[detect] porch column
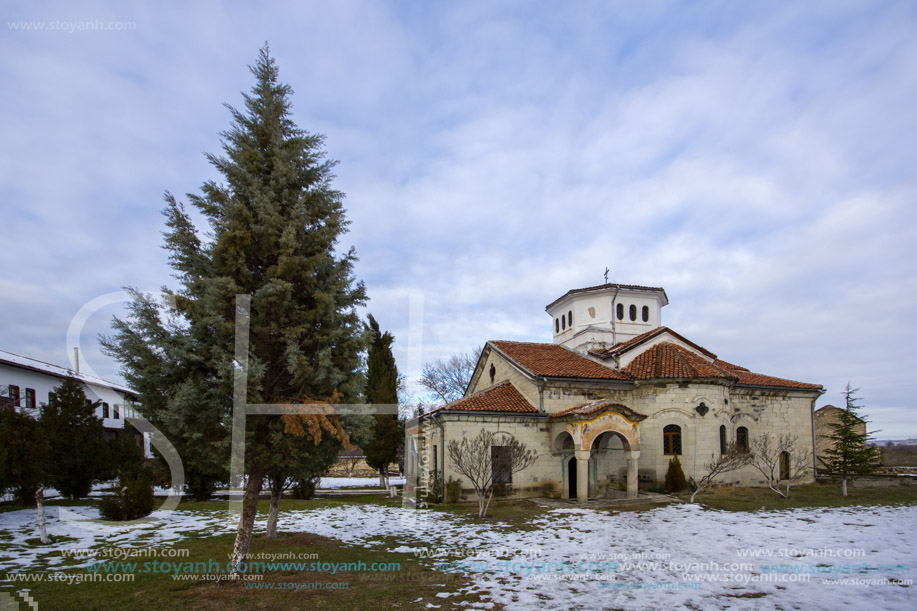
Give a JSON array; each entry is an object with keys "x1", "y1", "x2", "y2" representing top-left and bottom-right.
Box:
[
  {"x1": 626, "y1": 450, "x2": 640, "y2": 499},
  {"x1": 574, "y1": 449, "x2": 590, "y2": 503}
]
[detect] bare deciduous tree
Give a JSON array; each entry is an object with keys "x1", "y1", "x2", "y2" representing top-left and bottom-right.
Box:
[
  {"x1": 689, "y1": 443, "x2": 753, "y2": 503},
  {"x1": 750, "y1": 433, "x2": 813, "y2": 498},
  {"x1": 446, "y1": 429, "x2": 537, "y2": 518},
  {"x1": 420, "y1": 347, "x2": 482, "y2": 406}
]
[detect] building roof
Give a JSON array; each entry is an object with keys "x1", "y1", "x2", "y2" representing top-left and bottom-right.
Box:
[
  {"x1": 0, "y1": 349, "x2": 135, "y2": 396},
  {"x1": 489, "y1": 340, "x2": 631, "y2": 381},
  {"x1": 623, "y1": 342, "x2": 734, "y2": 382},
  {"x1": 621, "y1": 341, "x2": 822, "y2": 390},
  {"x1": 592, "y1": 326, "x2": 718, "y2": 360},
  {"x1": 549, "y1": 399, "x2": 647, "y2": 421},
  {"x1": 545, "y1": 282, "x2": 668, "y2": 311},
  {"x1": 815, "y1": 405, "x2": 865, "y2": 422},
  {"x1": 431, "y1": 381, "x2": 539, "y2": 414}
]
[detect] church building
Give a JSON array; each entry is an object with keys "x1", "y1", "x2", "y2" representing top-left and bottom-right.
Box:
[{"x1": 405, "y1": 283, "x2": 824, "y2": 502}]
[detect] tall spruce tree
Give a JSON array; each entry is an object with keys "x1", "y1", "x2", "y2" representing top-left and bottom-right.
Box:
[
  {"x1": 39, "y1": 377, "x2": 109, "y2": 499},
  {"x1": 103, "y1": 45, "x2": 366, "y2": 573},
  {"x1": 822, "y1": 383, "x2": 881, "y2": 496},
  {"x1": 363, "y1": 315, "x2": 403, "y2": 488},
  {"x1": 0, "y1": 404, "x2": 48, "y2": 504}
]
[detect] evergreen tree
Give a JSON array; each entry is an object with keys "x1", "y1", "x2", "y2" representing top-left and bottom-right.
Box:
[
  {"x1": 103, "y1": 45, "x2": 366, "y2": 573},
  {"x1": 665, "y1": 455, "x2": 687, "y2": 492},
  {"x1": 822, "y1": 383, "x2": 881, "y2": 496},
  {"x1": 103, "y1": 289, "x2": 228, "y2": 500},
  {"x1": 363, "y1": 315, "x2": 403, "y2": 488},
  {"x1": 39, "y1": 377, "x2": 109, "y2": 499},
  {"x1": 105, "y1": 422, "x2": 146, "y2": 480},
  {"x1": 0, "y1": 405, "x2": 48, "y2": 504}
]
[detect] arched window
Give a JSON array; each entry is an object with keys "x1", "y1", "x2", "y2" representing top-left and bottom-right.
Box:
[
  {"x1": 102, "y1": 402, "x2": 110, "y2": 419},
  {"x1": 561, "y1": 315, "x2": 566, "y2": 330},
  {"x1": 489, "y1": 363, "x2": 496, "y2": 384},
  {"x1": 663, "y1": 424, "x2": 682, "y2": 455},
  {"x1": 736, "y1": 426, "x2": 749, "y2": 452},
  {"x1": 779, "y1": 451, "x2": 790, "y2": 480},
  {"x1": 616, "y1": 303, "x2": 624, "y2": 320},
  {"x1": 629, "y1": 304, "x2": 637, "y2": 321},
  {"x1": 720, "y1": 425, "x2": 727, "y2": 454},
  {"x1": 642, "y1": 306, "x2": 649, "y2": 322},
  {"x1": 567, "y1": 311, "x2": 572, "y2": 327},
  {"x1": 555, "y1": 318, "x2": 559, "y2": 333}
]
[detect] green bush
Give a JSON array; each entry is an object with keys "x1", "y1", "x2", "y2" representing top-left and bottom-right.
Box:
[
  {"x1": 424, "y1": 470, "x2": 443, "y2": 503},
  {"x1": 185, "y1": 470, "x2": 219, "y2": 501},
  {"x1": 444, "y1": 477, "x2": 462, "y2": 503},
  {"x1": 665, "y1": 455, "x2": 687, "y2": 492},
  {"x1": 291, "y1": 477, "x2": 318, "y2": 500},
  {"x1": 99, "y1": 472, "x2": 154, "y2": 521}
]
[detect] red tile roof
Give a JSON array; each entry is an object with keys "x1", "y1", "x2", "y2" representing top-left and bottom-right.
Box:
[
  {"x1": 624, "y1": 342, "x2": 734, "y2": 381},
  {"x1": 728, "y1": 369, "x2": 822, "y2": 391},
  {"x1": 550, "y1": 399, "x2": 647, "y2": 421},
  {"x1": 432, "y1": 382, "x2": 539, "y2": 414},
  {"x1": 490, "y1": 340, "x2": 631, "y2": 381},
  {"x1": 622, "y1": 341, "x2": 822, "y2": 390}
]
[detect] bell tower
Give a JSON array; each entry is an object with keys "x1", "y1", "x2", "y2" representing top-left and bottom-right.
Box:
[{"x1": 545, "y1": 283, "x2": 668, "y2": 354}]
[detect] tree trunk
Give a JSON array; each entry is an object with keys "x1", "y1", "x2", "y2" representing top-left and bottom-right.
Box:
[
  {"x1": 266, "y1": 488, "x2": 281, "y2": 539},
  {"x1": 379, "y1": 472, "x2": 385, "y2": 489},
  {"x1": 841, "y1": 478, "x2": 848, "y2": 497},
  {"x1": 228, "y1": 463, "x2": 264, "y2": 579},
  {"x1": 36, "y1": 487, "x2": 50, "y2": 544}
]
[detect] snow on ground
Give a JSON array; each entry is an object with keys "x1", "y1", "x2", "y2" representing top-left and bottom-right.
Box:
[
  {"x1": 317, "y1": 477, "x2": 405, "y2": 489},
  {"x1": 1, "y1": 500, "x2": 914, "y2": 610}
]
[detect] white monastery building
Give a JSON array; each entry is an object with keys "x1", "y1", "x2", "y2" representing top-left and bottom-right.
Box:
[
  {"x1": 406, "y1": 283, "x2": 824, "y2": 502},
  {"x1": 0, "y1": 348, "x2": 147, "y2": 453}
]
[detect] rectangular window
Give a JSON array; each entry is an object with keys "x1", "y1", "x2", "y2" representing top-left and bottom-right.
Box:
[
  {"x1": 25, "y1": 388, "x2": 36, "y2": 409},
  {"x1": 432, "y1": 445, "x2": 437, "y2": 471},
  {"x1": 8, "y1": 385, "x2": 20, "y2": 406},
  {"x1": 491, "y1": 446, "x2": 512, "y2": 484},
  {"x1": 113, "y1": 403, "x2": 120, "y2": 419},
  {"x1": 102, "y1": 402, "x2": 110, "y2": 419}
]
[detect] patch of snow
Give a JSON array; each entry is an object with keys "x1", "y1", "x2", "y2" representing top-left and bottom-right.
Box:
[
  {"x1": 316, "y1": 477, "x2": 405, "y2": 489},
  {"x1": 1, "y1": 500, "x2": 914, "y2": 610}
]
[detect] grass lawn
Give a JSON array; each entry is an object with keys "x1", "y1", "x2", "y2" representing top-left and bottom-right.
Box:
[
  {"x1": 680, "y1": 481, "x2": 917, "y2": 511},
  {"x1": 426, "y1": 497, "x2": 554, "y2": 530},
  {"x1": 13, "y1": 530, "x2": 484, "y2": 610}
]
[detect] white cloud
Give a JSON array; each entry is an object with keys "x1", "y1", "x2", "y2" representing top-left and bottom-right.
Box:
[{"x1": 1, "y1": 0, "x2": 915, "y2": 433}]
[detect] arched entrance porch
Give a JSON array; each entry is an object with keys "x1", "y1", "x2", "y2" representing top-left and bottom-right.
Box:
[{"x1": 550, "y1": 401, "x2": 646, "y2": 502}]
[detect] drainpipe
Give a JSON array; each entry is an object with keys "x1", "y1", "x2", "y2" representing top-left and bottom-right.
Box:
[
  {"x1": 610, "y1": 286, "x2": 620, "y2": 347},
  {"x1": 537, "y1": 377, "x2": 547, "y2": 412},
  {"x1": 810, "y1": 397, "x2": 819, "y2": 476},
  {"x1": 430, "y1": 412, "x2": 446, "y2": 490}
]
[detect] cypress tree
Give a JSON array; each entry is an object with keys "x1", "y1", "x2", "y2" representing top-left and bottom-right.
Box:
[
  {"x1": 822, "y1": 383, "x2": 881, "y2": 496},
  {"x1": 39, "y1": 377, "x2": 109, "y2": 499},
  {"x1": 104, "y1": 44, "x2": 366, "y2": 573},
  {"x1": 665, "y1": 454, "x2": 687, "y2": 492},
  {"x1": 363, "y1": 315, "x2": 403, "y2": 488}
]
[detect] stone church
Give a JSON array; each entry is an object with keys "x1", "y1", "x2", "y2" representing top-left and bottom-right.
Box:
[{"x1": 405, "y1": 283, "x2": 823, "y2": 502}]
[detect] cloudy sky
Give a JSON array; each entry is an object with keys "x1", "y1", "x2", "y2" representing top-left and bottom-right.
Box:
[{"x1": 2, "y1": 1, "x2": 915, "y2": 436}]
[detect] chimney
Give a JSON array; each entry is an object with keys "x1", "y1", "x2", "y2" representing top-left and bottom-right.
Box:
[{"x1": 74, "y1": 347, "x2": 80, "y2": 375}]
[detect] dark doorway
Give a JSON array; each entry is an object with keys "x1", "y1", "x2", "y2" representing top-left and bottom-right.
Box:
[
  {"x1": 779, "y1": 451, "x2": 790, "y2": 480},
  {"x1": 568, "y1": 457, "x2": 577, "y2": 498}
]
